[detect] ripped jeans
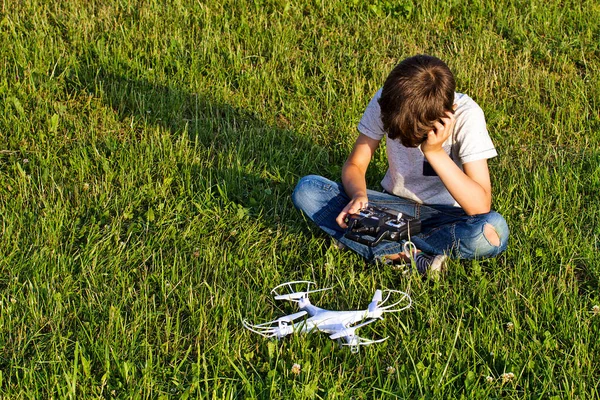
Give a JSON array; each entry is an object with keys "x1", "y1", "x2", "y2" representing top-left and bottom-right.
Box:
[{"x1": 292, "y1": 175, "x2": 509, "y2": 263}]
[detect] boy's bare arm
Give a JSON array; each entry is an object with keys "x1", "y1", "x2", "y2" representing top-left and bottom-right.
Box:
[
  {"x1": 425, "y1": 153, "x2": 492, "y2": 215},
  {"x1": 422, "y1": 111, "x2": 492, "y2": 215},
  {"x1": 336, "y1": 134, "x2": 380, "y2": 228}
]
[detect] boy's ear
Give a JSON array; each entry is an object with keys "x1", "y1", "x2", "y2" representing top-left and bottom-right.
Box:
[{"x1": 453, "y1": 103, "x2": 458, "y2": 111}]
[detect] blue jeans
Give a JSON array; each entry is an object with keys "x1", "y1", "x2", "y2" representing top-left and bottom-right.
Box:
[{"x1": 292, "y1": 175, "x2": 509, "y2": 262}]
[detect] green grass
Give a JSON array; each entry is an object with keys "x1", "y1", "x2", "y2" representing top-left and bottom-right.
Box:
[{"x1": 1, "y1": 0, "x2": 599, "y2": 398}]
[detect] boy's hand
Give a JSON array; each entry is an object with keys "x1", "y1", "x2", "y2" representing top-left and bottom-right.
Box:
[
  {"x1": 336, "y1": 196, "x2": 369, "y2": 229},
  {"x1": 421, "y1": 106, "x2": 457, "y2": 155}
]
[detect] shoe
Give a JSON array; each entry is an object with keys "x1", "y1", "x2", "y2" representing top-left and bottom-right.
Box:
[
  {"x1": 331, "y1": 239, "x2": 348, "y2": 250},
  {"x1": 413, "y1": 253, "x2": 447, "y2": 275},
  {"x1": 375, "y1": 256, "x2": 397, "y2": 267}
]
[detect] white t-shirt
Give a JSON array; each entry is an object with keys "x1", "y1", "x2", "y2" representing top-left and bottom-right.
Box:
[{"x1": 358, "y1": 89, "x2": 497, "y2": 206}]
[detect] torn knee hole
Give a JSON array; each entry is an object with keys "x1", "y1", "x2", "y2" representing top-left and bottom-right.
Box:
[{"x1": 484, "y1": 223, "x2": 501, "y2": 247}]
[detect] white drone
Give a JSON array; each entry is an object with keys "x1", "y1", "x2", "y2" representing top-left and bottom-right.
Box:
[{"x1": 243, "y1": 281, "x2": 412, "y2": 353}]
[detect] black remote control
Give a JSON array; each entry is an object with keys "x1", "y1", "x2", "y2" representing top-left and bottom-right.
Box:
[{"x1": 344, "y1": 205, "x2": 421, "y2": 247}]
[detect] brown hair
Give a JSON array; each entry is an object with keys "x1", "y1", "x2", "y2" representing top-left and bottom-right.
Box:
[{"x1": 378, "y1": 55, "x2": 455, "y2": 147}]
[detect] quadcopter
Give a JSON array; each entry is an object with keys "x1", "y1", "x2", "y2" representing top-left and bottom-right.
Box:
[{"x1": 243, "y1": 281, "x2": 411, "y2": 353}]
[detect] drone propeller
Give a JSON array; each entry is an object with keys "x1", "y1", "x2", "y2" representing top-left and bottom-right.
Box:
[
  {"x1": 242, "y1": 310, "x2": 307, "y2": 338},
  {"x1": 376, "y1": 290, "x2": 412, "y2": 313},
  {"x1": 372, "y1": 289, "x2": 383, "y2": 303},
  {"x1": 271, "y1": 281, "x2": 332, "y2": 302},
  {"x1": 273, "y1": 292, "x2": 309, "y2": 301},
  {"x1": 368, "y1": 289, "x2": 383, "y2": 313}
]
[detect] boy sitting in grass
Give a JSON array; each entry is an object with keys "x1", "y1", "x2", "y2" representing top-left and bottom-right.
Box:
[{"x1": 292, "y1": 54, "x2": 509, "y2": 274}]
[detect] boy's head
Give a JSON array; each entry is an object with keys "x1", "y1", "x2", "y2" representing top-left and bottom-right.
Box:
[{"x1": 378, "y1": 55, "x2": 455, "y2": 147}]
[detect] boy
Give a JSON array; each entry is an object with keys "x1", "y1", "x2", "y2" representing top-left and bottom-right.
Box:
[{"x1": 292, "y1": 55, "x2": 509, "y2": 274}]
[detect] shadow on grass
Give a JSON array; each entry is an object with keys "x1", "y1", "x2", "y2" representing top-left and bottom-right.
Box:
[
  {"x1": 68, "y1": 59, "x2": 343, "y2": 222},
  {"x1": 58, "y1": 55, "x2": 353, "y2": 282}
]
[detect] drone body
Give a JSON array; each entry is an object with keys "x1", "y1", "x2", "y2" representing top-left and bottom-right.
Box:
[{"x1": 243, "y1": 281, "x2": 411, "y2": 353}]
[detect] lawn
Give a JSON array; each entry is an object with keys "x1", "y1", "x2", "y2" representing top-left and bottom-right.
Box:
[{"x1": 1, "y1": 0, "x2": 599, "y2": 398}]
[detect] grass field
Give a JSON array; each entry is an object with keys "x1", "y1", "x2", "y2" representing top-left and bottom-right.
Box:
[{"x1": 1, "y1": 0, "x2": 599, "y2": 398}]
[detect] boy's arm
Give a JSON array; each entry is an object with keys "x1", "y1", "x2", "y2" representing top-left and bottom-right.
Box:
[
  {"x1": 425, "y1": 153, "x2": 492, "y2": 215},
  {"x1": 422, "y1": 111, "x2": 492, "y2": 215},
  {"x1": 336, "y1": 134, "x2": 381, "y2": 228}
]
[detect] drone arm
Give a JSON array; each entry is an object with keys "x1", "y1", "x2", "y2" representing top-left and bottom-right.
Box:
[
  {"x1": 278, "y1": 311, "x2": 308, "y2": 322},
  {"x1": 329, "y1": 318, "x2": 378, "y2": 340}
]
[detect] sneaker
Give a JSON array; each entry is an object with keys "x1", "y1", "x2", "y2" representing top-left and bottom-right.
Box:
[
  {"x1": 331, "y1": 239, "x2": 348, "y2": 251},
  {"x1": 374, "y1": 256, "x2": 397, "y2": 267},
  {"x1": 414, "y1": 253, "x2": 447, "y2": 275}
]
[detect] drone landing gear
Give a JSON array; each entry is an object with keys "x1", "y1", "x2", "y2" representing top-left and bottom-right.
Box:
[{"x1": 334, "y1": 337, "x2": 359, "y2": 354}]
